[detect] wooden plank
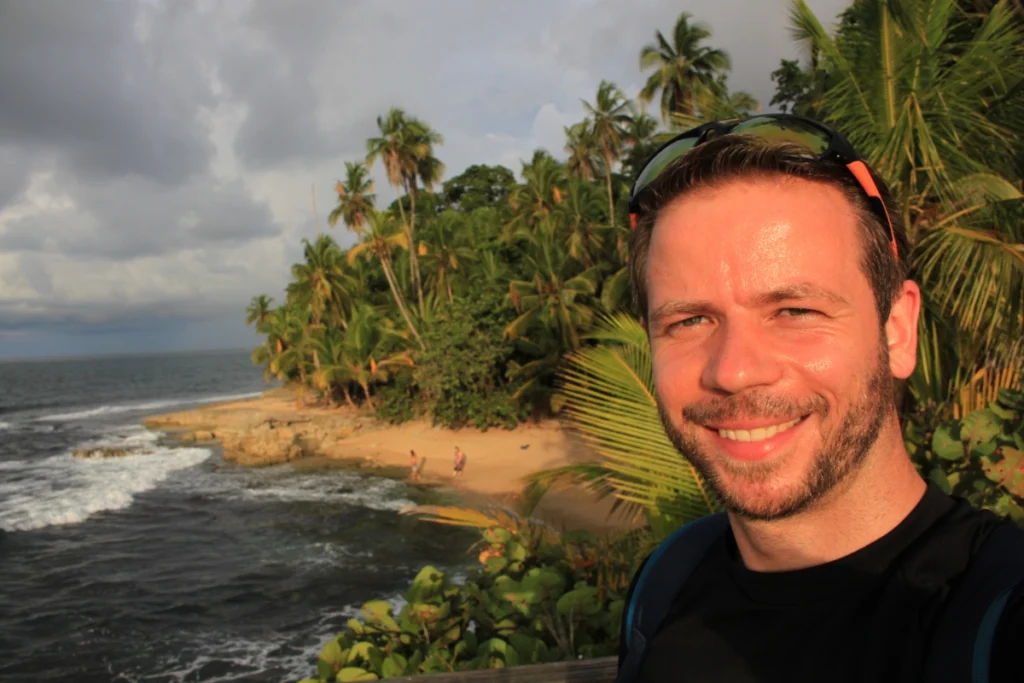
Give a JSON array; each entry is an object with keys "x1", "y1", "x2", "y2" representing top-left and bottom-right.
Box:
[{"x1": 388, "y1": 657, "x2": 618, "y2": 683}]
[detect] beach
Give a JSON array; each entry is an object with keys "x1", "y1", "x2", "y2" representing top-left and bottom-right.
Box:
[{"x1": 143, "y1": 386, "x2": 631, "y2": 534}]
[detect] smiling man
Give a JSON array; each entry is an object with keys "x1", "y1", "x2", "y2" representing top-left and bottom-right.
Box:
[{"x1": 615, "y1": 116, "x2": 1024, "y2": 683}]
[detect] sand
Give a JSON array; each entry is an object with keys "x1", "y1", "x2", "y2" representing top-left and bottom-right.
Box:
[{"x1": 143, "y1": 387, "x2": 632, "y2": 534}]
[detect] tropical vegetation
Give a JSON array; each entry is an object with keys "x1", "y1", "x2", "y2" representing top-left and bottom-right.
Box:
[{"x1": 240, "y1": 2, "x2": 1024, "y2": 678}]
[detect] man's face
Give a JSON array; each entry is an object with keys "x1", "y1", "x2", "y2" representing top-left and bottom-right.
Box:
[{"x1": 645, "y1": 176, "x2": 901, "y2": 521}]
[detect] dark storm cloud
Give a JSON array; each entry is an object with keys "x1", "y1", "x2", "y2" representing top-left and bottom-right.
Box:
[
  {"x1": 0, "y1": 1, "x2": 215, "y2": 185},
  {"x1": 0, "y1": 173, "x2": 279, "y2": 261},
  {"x1": 219, "y1": 0, "x2": 361, "y2": 168}
]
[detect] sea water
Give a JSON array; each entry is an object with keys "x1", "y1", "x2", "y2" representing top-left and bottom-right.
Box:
[{"x1": 0, "y1": 349, "x2": 474, "y2": 682}]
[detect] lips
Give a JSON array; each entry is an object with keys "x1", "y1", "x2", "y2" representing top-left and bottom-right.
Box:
[
  {"x1": 715, "y1": 416, "x2": 804, "y2": 443},
  {"x1": 703, "y1": 415, "x2": 810, "y2": 462}
]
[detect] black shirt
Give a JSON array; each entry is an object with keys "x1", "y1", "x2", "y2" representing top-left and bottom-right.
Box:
[{"x1": 621, "y1": 485, "x2": 1024, "y2": 682}]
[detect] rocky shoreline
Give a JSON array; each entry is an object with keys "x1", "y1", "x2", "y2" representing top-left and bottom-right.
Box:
[{"x1": 140, "y1": 388, "x2": 631, "y2": 533}]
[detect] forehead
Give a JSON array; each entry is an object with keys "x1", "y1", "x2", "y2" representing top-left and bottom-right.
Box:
[{"x1": 646, "y1": 176, "x2": 868, "y2": 304}]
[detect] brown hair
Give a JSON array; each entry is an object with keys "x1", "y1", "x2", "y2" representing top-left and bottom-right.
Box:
[{"x1": 628, "y1": 134, "x2": 912, "y2": 326}]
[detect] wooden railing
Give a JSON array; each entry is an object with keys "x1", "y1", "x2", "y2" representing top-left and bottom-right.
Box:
[{"x1": 389, "y1": 657, "x2": 618, "y2": 683}]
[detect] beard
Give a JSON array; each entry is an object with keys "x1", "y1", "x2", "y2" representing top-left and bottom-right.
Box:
[{"x1": 657, "y1": 340, "x2": 894, "y2": 522}]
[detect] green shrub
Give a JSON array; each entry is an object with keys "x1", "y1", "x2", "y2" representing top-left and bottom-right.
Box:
[
  {"x1": 905, "y1": 381, "x2": 1024, "y2": 522},
  {"x1": 300, "y1": 524, "x2": 633, "y2": 682},
  {"x1": 375, "y1": 286, "x2": 528, "y2": 431}
]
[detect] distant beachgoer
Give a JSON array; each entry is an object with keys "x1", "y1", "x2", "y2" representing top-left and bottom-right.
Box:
[
  {"x1": 409, "y1": 450, "x2": 422, "y2": 482},
  {"x1": 452, "y1": 447, "x2": 466, "y2": 478}
]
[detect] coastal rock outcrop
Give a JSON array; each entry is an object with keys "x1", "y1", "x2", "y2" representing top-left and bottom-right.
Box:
[{"x1": 218, "y1": 425, "x2": 307, "y2": 467}]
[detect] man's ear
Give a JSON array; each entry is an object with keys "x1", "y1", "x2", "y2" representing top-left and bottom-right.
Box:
[{"x1": 885, "y1": 280, "x2": 921, "y2": 380}]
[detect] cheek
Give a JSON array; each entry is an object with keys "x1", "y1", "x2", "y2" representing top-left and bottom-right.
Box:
[
  {"x1": 789, "y1": 333, "x2": 874, "y2": 399},
  {"x1": 651, "y1": 344, "x2": 701, "y2": 405}
]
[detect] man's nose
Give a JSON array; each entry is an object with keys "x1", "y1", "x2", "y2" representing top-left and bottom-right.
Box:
[{"x1": 701, "y1": 319, "x2": 782, "y2": 394}]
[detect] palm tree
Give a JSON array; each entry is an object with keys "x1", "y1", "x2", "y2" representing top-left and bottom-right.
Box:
[
  {"x1": 347, "y1": 209, "x2": 426, "y2": 350},
  {"x1": 583, "y1": 81, "x2": 634, "y2": 232},
  {"x1": 405, "y1": 119, "x2": 445, "y2": 317},
  {"x1": 639, "y1": 12, "x2": 731, "y2": 120},
  {"x1": 621, "y1": 112, "x2": 662, "y2": 181},
  {"x1": 419, "y1": 211, "x2": 478, "y2": 302},
  {"x1": 328, "y1": 161, "x2": 375, "y2": 234},
  {"x1": 260, "y1": 305, "x2": 314, "y2": 408},
  {"x1": 287, "y1": 234, "x2": 353, "y2": 328},
  {"x1": 789, "y1": 0, "x2": 1024, "y2": 413},
  {"x1": 308, "y1": 325, "x2": 357, "y2": 408},
  {"x1": 564, "y1": 121, "x2": 601, "y2": 182},
  {"x1": 669, "y1": 75, "x2": 761, "y2": 130},
  {"x1": 245, "y1": 294, "x2": 274, "y2": 332},
  {"x1": 505, "y1": 229, "x2": 601, "y2": 352},
  {"x1": 504, "y1": 150, "x2": 566, "y2": 242},
  {"x1": 339, "y1": 303, "x2": 415, "y2": 410},
  {"x1": 366, "y1": 109, "x2": 444, "y2": 318},
  {"x1": 553, "y1": 179, "x2": 608, "y2": 268}
]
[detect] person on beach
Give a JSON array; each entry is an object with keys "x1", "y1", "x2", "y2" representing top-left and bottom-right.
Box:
[
  {"x1": 615, "y1": 115, "x2": 1024, "y2": 683},
  {"x1": 452, "y1": 447, "x2": 466, "y2": 479},
  {"x1": 408, "y1": 450, "x2": 422, "y2": 482}
]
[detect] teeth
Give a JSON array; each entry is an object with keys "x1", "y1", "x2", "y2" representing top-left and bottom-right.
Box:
[{"x1": 718, "y1": 417, "x2": 802, "y2": 442}]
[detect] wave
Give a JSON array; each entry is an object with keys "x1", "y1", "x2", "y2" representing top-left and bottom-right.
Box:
[
  {"x1": 236, "y1": 471, "x2": 415, "y2": 512},
  {"x1": 0, "y1": 421, "x2": 10, "y2": 430},
  {"x1": 0, "y1": 434, "x2": 212, "y2": 532},
  {"x1": 33, "y1": 391, "x2": 263, "y2": 422}
]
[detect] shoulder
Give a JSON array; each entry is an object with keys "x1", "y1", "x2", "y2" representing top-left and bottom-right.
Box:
[{"x1": 991, "y1": 571, "x2": 1024, "y2": 682}]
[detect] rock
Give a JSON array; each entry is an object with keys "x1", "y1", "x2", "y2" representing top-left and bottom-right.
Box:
[{"x1": 191, "y1": 430, "x2": 215, "y2": 442}]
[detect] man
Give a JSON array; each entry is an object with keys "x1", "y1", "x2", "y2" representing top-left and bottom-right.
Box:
[{"x1": 617, "y1": 115, "x2": 1023, "y2": 682}]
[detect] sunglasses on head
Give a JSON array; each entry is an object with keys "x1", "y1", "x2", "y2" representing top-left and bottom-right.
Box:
[{"x1": 627, "y1": 114, "x2": 898, "y2": 259}]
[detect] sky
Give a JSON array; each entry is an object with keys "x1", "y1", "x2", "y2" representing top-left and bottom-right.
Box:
[{"x1": 0, "y1": 0, "x2": 851, "y2": 360}]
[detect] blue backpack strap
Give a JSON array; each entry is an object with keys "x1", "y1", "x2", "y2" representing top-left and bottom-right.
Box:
[
  {"x1": 926, "y1": 523, "x2": 1024, "y2": 683},
  {"x1": 615, "y1": 512, "x2": 729, "y2": 683}
]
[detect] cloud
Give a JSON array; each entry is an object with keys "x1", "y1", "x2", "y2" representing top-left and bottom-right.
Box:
[
  {"x1": 0, "y1": 0, "x2": 216, "y2": 184},
  {"x1": 0, "y1": 0, "x2": 851, "y2": 357}
]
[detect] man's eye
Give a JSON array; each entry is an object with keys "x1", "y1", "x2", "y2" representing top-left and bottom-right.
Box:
[
  {"x1": 779, "y1": 308, "x2": 817, "y2": 317},
  {"x1": 669, "y1": 316, "x2": 706, "y2": 330}
]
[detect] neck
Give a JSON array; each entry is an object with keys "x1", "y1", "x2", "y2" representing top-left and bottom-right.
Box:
[{"x1": 728, "y1": 415, "x2": 927, "y2": 572}]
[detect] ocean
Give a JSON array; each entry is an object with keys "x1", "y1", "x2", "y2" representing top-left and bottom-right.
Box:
[{"x1": 0, "y1": 349, "x2": 475, "y2": 683}]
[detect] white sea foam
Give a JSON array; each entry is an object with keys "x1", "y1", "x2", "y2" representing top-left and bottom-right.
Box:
[
  {"x1": 142, "y1": 604, "x2": 371, "y2": 683},
  {"x1": 0, "y1": 420, "x2": 11, "y2": 430},
  {"x1": 33, "y1": 391, "x2": 263, "y2": 422},
  {"x1": 238, "y1": 470, "x2": 415, "y2": 512},
  {"x1": 0, "y1": 437, "x2": 212, "y2": 532}
]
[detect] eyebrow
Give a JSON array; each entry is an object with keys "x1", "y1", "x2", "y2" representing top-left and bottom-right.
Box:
[{"x1": 648, "y1": 282, "x2": 851, "y2": 327}]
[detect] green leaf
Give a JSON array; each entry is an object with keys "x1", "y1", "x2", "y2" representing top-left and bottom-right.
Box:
[
  {"x1": 981, "y1": 447, "x2": 1024, "y2": 497},
  {"x1": 347, "y1": 642, "x2": 379, "y2": 665},
  {"x1": 989, "y1": 401, "x2": 1015, "y2": 421},
  {"x1": 381, "y1": 653, "x2": 408, "y2": 678},
  {"x1": 508, "y1": 633, "x2": 548, "y2": 663},
  {"x1": 961, "y1": 411, "x2": 1002, "y2": 452},
  {"x1": 337, "y1": 667, "x2": 378, "y2": 681},
  {"x1": 932, "y1": 425, "x2": 965, "y2": 461},
  {"x1": 928, "y1": 466, "x2": 952, "y2": 494},
  {"x1": 360, "y1": 600, "x2": 400, "y2": 631},
  {"x1": 556, "y1": 585, "x2": 602, "y2": 617}
]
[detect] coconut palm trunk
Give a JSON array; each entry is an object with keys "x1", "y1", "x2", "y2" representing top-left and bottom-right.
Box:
[
  {"x1": 380, "y1": 253, "x2": 426, "y2": 351},
  {"x1": 407, "y1": 180, "x2": 425, "y2": 316},
  {"x1": 603, "y1": 144, "x2": 616, "y2": 231}
]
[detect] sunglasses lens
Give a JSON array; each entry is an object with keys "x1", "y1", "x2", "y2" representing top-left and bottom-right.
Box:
[
  {"x1": 632, "y1": 136, "x2": 700, "y2": 198},
  {"x1": 731, "y1": 117, "x2": 830, "y2": 154},
  {"x1": 630, "y1": 116, "x2": 835, "y2": 204}
]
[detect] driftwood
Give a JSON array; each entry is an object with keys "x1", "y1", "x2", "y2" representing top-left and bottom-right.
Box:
[{"x1": 388, "y1": 657, "x2": 617, "y2": 683}]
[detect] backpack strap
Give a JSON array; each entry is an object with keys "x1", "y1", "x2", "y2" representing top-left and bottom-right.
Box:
[
  {"x1": 615, "y1": 512, "x2": 729, "y2": 683},
  {"x1": 926, "y1": 523, "x2": 1024, "y2": 683}
]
